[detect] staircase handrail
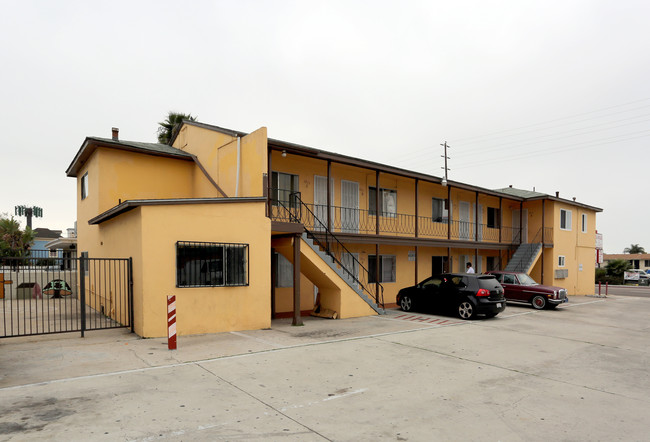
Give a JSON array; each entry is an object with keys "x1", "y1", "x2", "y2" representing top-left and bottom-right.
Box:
[{"x1": 274, "y1": 191, "x2": 384, "y2": 309}]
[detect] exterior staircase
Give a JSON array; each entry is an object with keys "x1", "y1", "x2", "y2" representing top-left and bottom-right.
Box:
[
  {"x1": 273, "y1": 234, "x2": 384, "y2": 317},
  {"x1": 505, "y1": 243, "x2": 543, "y2": 273},
  {"x1": 272, "y1": 191, "x2": 385, "y2": 316}
]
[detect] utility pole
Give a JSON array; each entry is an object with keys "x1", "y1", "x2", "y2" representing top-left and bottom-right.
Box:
[
  {"x1": 440, "y1": 141, "x2": 450, "y2": 186},
  {"x1": 15, "y1": 205, "x2": 43, "y2": 229}
]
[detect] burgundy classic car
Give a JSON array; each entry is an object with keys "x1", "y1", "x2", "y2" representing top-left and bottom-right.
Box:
[{"x1": 486, "y1": 271, "x2": 568, "y2": 310}]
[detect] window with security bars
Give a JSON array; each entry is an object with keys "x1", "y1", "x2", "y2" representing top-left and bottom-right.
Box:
[
  {"x1": 176, "y1": 241, "x2": 248, "y2": 287},
  {"x1": 368, "y1": 255, "x2": 396, "y2": 283}
]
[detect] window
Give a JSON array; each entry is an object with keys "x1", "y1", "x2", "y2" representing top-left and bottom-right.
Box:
[
  {"x1": 581, "y1": 213, "x2": 587, "y2": 233},
  {"x1": 275, "y1": 253, "x2": 293, "y2": 288},
  {"x1": 558, "y1": 255, "x2": 565, "y2": 267},
  {"x1": 369, "y1": 187, "x2": 397, "y2": 217},
  {"x1": 81, "y1": 173, "x2": 89, "y2": 200},
  {"x1": 486, "y1": 256, "x2": 496, "y2": 272},
  {"x1": 176, "y1": 241, "x2": 248, "y2": 287},
  {"x1": 487, "y1": 207, "x2": 500, "y2": 228},
  {"x1": 560, "y1": 209, "x2": 572, "y2": 231},
  {"x1": 432, "y1": 197, "x2": 449, "y2": 223},
  {"x1": 645, "y1": 260, "x2": 650, "y2": 267},
  {"x1": 271, "y1": 172, "x2": 299, "y2": 208},
  {"x1": 368, "y1": 255, "x2": 396, "y2": 283}
]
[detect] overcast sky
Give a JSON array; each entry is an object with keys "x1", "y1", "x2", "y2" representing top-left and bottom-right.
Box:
[{"x1": 1, "y1": 0, "x2": 648, "y2": 254}]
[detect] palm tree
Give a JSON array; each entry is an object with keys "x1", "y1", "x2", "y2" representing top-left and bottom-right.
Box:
[
  {"x1": 0, "y1": 216, "x2": 35, "y2": 258},
  {"x1": 623, "y1": 244, "x2": 645, "y2": 254},
  {"x1": 157, "y1": 112, "x2": 196, "y2": 144}
]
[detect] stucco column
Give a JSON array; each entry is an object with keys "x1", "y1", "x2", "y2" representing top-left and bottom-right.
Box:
[{"x1": 292, "y1": 234, "x2": 303, "y2": 326}]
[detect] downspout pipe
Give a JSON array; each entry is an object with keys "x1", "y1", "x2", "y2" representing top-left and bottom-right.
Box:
[{"x1": 235, "y1": 136, "x2": 241, "y2": 197}]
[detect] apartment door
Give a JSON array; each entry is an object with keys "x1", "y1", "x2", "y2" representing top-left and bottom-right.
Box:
[
  {"x1": 459, "y1": 254, "x2": 469, "y2": 272},
  {"x1": 459, "y1": 201, "x2": 471, "y2": 240},
  {"x1": 314, "y1": 176, "x2": 334, "y2": 231},
  {"x1": 432, "y1": 256, "x2": 449, "y2": 275},
  {"x1": 341, "y1": 180, "x2": 359, "y2": 233},
  {"x1": 512, "y1": 209, "x2": 528, "y2": 243}
]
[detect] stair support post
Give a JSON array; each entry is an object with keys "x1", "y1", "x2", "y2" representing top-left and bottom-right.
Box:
[{"x1": 292, "y1": 233, "x2": 303, "y2": 326}]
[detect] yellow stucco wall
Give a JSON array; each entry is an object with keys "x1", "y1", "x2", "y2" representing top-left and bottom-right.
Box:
[
  {"x1": 174, "y1": 124, "x2": 268, "y2": 199},
  {"x1": 135, "y1": 202, "x2": 271, "y2": 337},
  {"x1": 97, "y1": 148, "x2": 195, "y2": 212},
  {"x1": 546, "y1": 201, "x2": 597, "y2": 294}
]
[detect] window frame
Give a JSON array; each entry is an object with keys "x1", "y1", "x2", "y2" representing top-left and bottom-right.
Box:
[
  {"x1": 368, "y1": 254, "x2": 396, "y2": 283},
  {"x1": 81, "y1": 172, "x2": 89, "y2": 200},
  {"x1": 176, "y1": 241, "x2": 249, "y2": 288},
  {"x1": 369, "y1": 187, "x2": 397, "y2": 218},
  {"x1": 487, "y1": 207, "x2": 500, "y2": 229},
  {"x1": 271, "y1": 171, "x2": 299, "y2": 208},
  {"x1": 558, "y1": 255, "x2": 566, "y2": 267},
  {"x1": 275, "y1": 252, "x2": 293, "y2": 288},
  {"x1": 432, "y1": 197, "x2": 449, "y2": 224},
  {"x1": 560, "y1": 209, "x2": 572, "y2": 231}
]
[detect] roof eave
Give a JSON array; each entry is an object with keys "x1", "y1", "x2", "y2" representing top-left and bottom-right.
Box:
[{"x1": 67, "y1": 138, "x2": 194, "y2": 178}]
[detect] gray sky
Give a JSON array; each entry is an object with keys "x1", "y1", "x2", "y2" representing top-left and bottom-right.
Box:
[{"x1": 1, "y1": 0, "x2": 647, "y2": 253}]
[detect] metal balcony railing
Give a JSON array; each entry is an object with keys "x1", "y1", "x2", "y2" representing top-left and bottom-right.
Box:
[
  {"x1": 270, "y1": 191, "x2": 384, "y2": 309},
  {"x1": 269, "y1": 188, "x2": 553, "y2": 246}
]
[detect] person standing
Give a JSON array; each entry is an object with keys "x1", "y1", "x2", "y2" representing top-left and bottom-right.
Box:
[{"x1": 466, "y1": 262, "x2": 475, "y2": 273}]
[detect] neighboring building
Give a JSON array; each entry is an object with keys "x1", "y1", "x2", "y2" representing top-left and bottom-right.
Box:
[
  {"x1": 66, "y1": 122, "x2": 602, "y2": 338},
  {"x1": 31, "y1": 228, "x2": 62, "y2": 259},
  {"x1": 44, "y1": 224, "x2": 77, "y2": 270},
  {"x1": 602, "y1": 253, "x2": 650, "y2": 272}
]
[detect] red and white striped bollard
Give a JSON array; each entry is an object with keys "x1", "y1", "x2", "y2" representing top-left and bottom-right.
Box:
[{"x1": 167, "y1": 295, "x2": 177, "y2": 350}]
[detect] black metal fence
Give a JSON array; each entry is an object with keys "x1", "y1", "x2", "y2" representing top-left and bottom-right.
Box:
[{"x1": 0, "y1": 256, "x2": 132, "y2": 338}]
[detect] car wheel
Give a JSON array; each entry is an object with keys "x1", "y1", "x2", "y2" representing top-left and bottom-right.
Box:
[
  {"x1": 531, "y1": 295, "x2": 546, "y2": 310},
  {"x1": 400, "y1": 295, "x2": 413, "y2": 312},
  {"x1": 458, "y1": 301, "x2": 475, "y2": 320}
]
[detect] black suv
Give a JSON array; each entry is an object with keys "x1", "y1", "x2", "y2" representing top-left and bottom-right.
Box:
[{"x1": 396, "y1": 273, "x2": 506, "y2": 319}]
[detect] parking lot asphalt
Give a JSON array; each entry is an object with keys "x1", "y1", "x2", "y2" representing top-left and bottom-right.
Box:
[{"x1": 1, "y1": 295, "x2": 649, "y2": 441}]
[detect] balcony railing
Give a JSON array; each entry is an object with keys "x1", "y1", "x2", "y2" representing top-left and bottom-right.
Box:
[
  {"x1": 270, "y1": 191, "x2": 384, "y2": 309},
  {"x1": 269, "y1": 189, "x2": 553, "y2": 245}
]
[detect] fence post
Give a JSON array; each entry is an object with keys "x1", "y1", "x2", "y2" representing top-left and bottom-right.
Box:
[
  {"x1": 128, "y1": 257, "x2": 134, "y2": 333},
  {"x1": 79, "y1": 257, "x2": 86, "y2": 338}
]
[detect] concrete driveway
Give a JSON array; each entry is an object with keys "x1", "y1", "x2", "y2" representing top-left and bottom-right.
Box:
[{"x1": 1, "y1": 295, "x2": 649, "y2": 441}]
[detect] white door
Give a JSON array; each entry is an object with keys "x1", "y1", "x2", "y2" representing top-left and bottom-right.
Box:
[
  {"x1": 341, "y1": 252, "x2": 360, "y2": 284},
  {"x1": 459, "y1": 201, "x2": 471, "y2": 240},
  {"x1": 512, "y1": 209, "x2": 528, "y2": 242},
  {"x1": 476, "y1": 203, "x2": 483, "y2": 241},
  {"x1": 314, "y1": 176, "x2": 334, "y2": 231},
  {"x1": 341, "y1": 180, "x2": 359, "y2": 233},
  {"x1": 459, "y1": 254, "x2": 468, "y2": 273}
]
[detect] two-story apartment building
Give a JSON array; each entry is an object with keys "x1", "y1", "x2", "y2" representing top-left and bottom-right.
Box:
[{"x1": 66, "y1": 121, "x2": 602, "y2": 338}]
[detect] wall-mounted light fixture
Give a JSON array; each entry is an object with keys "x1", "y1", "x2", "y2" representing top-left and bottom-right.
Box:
[{"x1": 281, "y1": 149, "x2": 287, "y2": 157}]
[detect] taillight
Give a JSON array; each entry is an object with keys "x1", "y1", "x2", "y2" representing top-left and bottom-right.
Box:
[{"x1": 476, "y1": 288, "x2": 490, "y2": 297}]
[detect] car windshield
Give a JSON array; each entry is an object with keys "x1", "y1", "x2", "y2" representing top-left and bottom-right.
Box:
[{"x1": 517, "y1": 273, "x2": 538, "y2": 285}]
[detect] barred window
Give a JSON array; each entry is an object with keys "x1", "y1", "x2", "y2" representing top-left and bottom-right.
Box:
[{"x1": 176, "y1": 241, "x2": 248, "y2": 287}]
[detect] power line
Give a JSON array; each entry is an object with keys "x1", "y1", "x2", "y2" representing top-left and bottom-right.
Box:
[
  {"x1": 453, "y1": 114, "x2": 650, "y2": 159},
  {"x1": 452, "y1": 130, "x2": 650, "y2": 170},
  {"x1": 448, "y1": 97, "x2": 650, "y2": 144}
]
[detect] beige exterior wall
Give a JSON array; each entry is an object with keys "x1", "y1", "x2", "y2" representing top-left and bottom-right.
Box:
[
  {"x1": 174, "y1": 125, "x2": 268, "y2": 199},
  {"x1": 547, "y1": 201, "x2": 597, "y2": 295},
  {"x1": 96, "y1": 202, "x2": 271, "y2": 338}
]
